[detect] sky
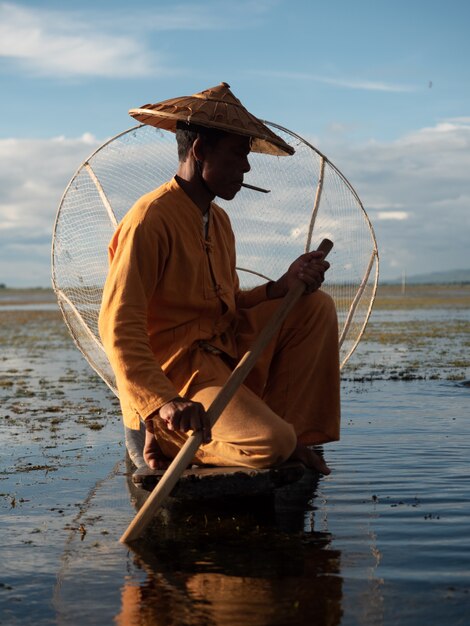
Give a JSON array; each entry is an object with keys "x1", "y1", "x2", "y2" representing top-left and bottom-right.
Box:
[{"x1": 1, "y1": 0, "x2": 469, "y2": 287}]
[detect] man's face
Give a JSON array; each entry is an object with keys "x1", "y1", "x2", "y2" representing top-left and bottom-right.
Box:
[{"x1": 201, "y1": 133, "x2": 251, "y2": 200}]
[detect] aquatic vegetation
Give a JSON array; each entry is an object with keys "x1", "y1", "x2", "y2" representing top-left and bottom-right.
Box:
[{"x1": 343, "y1": 284, "x2": 470, "y2": 381}]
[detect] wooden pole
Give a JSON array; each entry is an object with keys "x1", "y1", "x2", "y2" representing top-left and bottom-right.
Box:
[{"x1": 120, "y1": 238, "x2": 333, "y2": 544}]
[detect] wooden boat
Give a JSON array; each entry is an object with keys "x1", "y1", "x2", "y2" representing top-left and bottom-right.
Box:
[{"x1": 126, "y1": 457, "x2": 319, "y2": 534}]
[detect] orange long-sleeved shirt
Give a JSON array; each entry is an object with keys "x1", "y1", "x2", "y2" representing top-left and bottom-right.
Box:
[{"x1": 99, "y1": 177, "x2": 269, "y2": 429}]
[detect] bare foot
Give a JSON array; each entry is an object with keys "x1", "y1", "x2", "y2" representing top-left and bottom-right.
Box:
[
  {"x1": 290, "y1": 443, "x2": 331, "y2": 475},
  {"x1": 143, "y1": 429, "x2": 171, "y2": 470}
]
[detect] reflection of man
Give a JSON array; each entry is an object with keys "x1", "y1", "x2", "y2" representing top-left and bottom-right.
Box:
[
  {"x1": 115, "y1": 529, "x2": 343, "y2": 626},
  {"x1": 99, "y1": 83, "x2": 340, "y2": 475}
]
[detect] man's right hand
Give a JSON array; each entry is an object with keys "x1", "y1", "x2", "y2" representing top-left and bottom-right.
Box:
[{"x1": 157, "y1": 397, "x2": 211, "y2": 444}]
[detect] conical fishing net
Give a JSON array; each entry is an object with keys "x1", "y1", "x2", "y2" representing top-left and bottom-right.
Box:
[{"x1": 52, "y1": 123, "x2": 378, "y2": 396}]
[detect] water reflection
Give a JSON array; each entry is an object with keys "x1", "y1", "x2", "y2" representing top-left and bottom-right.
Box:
[
  {"x1": 117, "y1": 473, "x2": 343, "y2": 626},
  {"x1": 119, "y1": 536, "x2": 342, "y2": 626}
]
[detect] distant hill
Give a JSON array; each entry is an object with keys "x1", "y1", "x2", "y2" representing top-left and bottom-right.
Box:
[{"x1": 387, "y1": 269, "x2": 470, "y2": 284}]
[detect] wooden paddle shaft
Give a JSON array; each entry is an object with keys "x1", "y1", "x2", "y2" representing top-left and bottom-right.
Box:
[{"x1": 120, "y1": 238, "x2": 333, "y2": 543}]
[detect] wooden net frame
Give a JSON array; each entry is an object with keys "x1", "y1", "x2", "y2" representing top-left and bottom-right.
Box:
[{"x1": 51, "y1": 122, "x2": 379, "y2": 396}]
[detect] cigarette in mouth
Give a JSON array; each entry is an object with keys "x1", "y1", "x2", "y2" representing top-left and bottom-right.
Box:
[{"x1": 241, "y1": 183, "x2": 271, "y2": 194}]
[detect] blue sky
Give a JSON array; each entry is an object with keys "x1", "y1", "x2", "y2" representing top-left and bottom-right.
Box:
[{"x1": 1, "y1": 0, "x2": 469, "y2": 286}]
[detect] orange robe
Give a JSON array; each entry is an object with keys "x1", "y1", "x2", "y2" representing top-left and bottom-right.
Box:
[{"x1": 99, "y1": 177, "x2": 340, "y2": 467}]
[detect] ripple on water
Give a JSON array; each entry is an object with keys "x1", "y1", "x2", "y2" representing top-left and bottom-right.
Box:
[{"x1": 316, "y1": 379, "x2": 470, "y2": 621}]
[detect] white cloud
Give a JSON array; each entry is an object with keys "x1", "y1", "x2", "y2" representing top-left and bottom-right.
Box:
[
  {"x1": 0, "y1": 134, "x2": 101, "y2": 285},
  {"x1": 316, "y1": 119, "x2": 470, "y2": 278},
  {"x1": 1, "y1": 118, "x2": 470, "y2": 286},
  {"x1": 249, "y1": 69, "x2": 417, "y2": 93},
  {"x1": 113, "y1": 0, "x2": 276, "y2": 31},
  {"x1": 438, "y1": 116, "x2": 470, "y2": 125},
  {"x1": 0, "y1": 1, "x2": 276, "y2": 78},
  {"x1": 0, "y1": 2, "x2": 166, "y2": 77},
  {"x1": 375, "y1": 211, "x2": 408, "y2": 221},
  {"x1": 317, "y1": 76, "x2": 416, "y2": 93}
]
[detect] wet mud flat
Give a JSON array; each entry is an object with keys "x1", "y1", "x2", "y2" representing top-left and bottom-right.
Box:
[
  {"x1": 1, "y1": 287, "x2": 470, "y2": 625},
  {"x1": 0, "y1": 302, "x2": 126, "y2": 624},
  {"x1": 345, "y1": 283, "x2": 470, "y2": 382}
]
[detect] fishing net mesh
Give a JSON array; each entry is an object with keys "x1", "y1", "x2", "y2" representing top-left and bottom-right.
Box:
[{"x1": 52, "y1": 124, "x2": 378, "y2": 395}]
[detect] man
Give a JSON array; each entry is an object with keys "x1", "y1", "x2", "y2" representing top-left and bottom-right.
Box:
[{"x1": 99, "y1": 83, "x2": 340, "y2": 475}]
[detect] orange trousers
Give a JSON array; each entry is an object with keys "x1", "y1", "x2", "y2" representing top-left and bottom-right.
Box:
[{"x1": 153, "y1": 290, "x2": 340, "y2": 468}]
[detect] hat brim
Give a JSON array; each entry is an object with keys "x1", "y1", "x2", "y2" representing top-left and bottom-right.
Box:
[{"x1": 128, "y1": 83, "x2": 294, "y2": 157}]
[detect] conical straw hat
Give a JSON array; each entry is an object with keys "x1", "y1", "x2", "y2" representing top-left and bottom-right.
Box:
[{"x1": 129, "y1": 82, "x2": 294, "y2": 156}]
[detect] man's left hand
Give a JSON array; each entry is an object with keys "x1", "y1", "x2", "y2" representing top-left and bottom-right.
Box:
[{"x1": 267, "y1": 251, "x2": 330, "y2": 299}]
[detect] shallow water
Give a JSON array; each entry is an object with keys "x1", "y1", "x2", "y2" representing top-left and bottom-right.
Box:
[{"x1": 1, "y1": 299, "x2": 470, "y2": 625}]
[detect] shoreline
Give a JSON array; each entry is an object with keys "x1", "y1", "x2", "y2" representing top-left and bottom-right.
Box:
[{"x1": 1, "y1": 282, "x2": 470, "y2": 307}]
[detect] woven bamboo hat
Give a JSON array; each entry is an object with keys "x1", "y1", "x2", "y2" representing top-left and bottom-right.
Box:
[{"x1": 129, "y1": 82, "x2": 294, "y2": 157}]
